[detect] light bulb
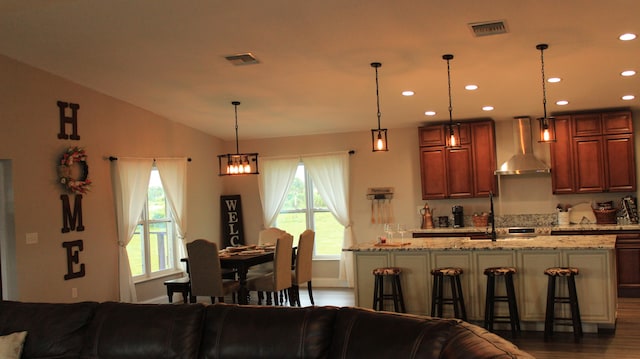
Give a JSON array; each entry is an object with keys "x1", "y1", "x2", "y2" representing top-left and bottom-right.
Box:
[
  {"x1": 244, "y1": 163, "x2": 251, "y2": 173},
  {"x1": 450, "y1": 134, "x2": 457, "y2": 147},
  {"x1": 542, "y1": 128, "x2": 551, "y2": 142},
  {"x1": 377, "y1": 137, "x2": 384, "y2": 150}
]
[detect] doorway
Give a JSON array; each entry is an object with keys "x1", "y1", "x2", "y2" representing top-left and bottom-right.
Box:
[{"x1": 0, "y1": 160, "x2": 17, "y2": 300}]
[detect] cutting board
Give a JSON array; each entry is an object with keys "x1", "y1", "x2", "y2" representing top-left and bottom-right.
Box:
[{"x1": 569, "y1": 202, "x2": 596, "y2": 224}]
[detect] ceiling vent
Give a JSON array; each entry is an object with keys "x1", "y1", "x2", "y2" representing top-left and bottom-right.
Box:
[
  {"x1": 468, "y1": 20, "x2": 508, "y2": 37},
  {"x1": 224, "y1": 52, "x2": 259, "y2": 66}
]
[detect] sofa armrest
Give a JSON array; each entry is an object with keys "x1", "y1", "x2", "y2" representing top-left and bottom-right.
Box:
[{"x1": 200, "y1": 304, "x2": 337, "y2": 359}]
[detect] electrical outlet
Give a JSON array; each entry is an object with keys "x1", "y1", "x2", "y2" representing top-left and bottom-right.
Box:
[
  {"x1": 26, "y1": 232, "x2": 38, "y2": 244},
  {"x1": 71, "y1": 288, "x2": 78, "y2": 298}
]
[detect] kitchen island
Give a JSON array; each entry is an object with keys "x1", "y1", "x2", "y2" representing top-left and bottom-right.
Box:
[{"x1": 346, "y1": 234, "x2": 617, "y2": 332}]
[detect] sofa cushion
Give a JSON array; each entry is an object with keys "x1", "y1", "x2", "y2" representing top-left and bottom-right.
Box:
[
  {"x1": 81, "y1": 302, "x2": 205, "y2": 359},
  {"x1": 200, "y1": 304, "x2": 337, "y2": 359},
  {"x1": 0, "y1": 331, "x2": 27, "y2": 359},
  {"x1": 0, "y1": 300, "x2": 99, "y2": 359},
  {"x1": 329, "y1": 307, "x2": 533, "y2": 359}
]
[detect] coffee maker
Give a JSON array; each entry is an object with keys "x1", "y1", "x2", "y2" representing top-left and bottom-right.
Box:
[{"x1": 452, "y1": 205, "x2": 464, "y2": 228}]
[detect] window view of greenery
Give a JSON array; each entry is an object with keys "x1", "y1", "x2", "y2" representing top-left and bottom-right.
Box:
[
  {"x1": 127, "y1": 168, "x2": 175, "y2": 278},
  {"x1": 276, "y1": 164, "x2": 343, "y2": 258}
]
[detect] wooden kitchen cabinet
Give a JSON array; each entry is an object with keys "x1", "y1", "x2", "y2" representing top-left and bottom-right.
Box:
[
  {"x1": 550, "y1": 109, "x2": 635, "y2": 194},
  {"x1": 418, "y1": 120, "x2": 496, "y2": 199},
  {"x1": 615, "y1": 233, "x2": 640, "y2": 297}
]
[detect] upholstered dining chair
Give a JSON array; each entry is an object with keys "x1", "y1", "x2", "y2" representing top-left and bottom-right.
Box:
[
  {"x1": 249, "y1": 228, "x2": 293, "y2": 276},
  {"x1": 186, "y1": 239, "x2": 240, "y2": 303},
  {"x1": 290, "y1": 229, "x2": 315, "y2": 306},
  {"x1": 246, "y1": 234, "x2": 293, "y2": 305}
]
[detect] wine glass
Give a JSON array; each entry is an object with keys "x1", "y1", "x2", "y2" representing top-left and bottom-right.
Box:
[
  {"x1": 384, "y1": 223, "x2": 394, "y2": 243},
  {"x1": 396, "y1": 223, "x2": 407, "y2": 243}
]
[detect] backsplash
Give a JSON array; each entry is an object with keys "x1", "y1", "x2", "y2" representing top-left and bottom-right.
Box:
[{"x1": 460, "y1": 213, "x2": 557, "y2": 228}]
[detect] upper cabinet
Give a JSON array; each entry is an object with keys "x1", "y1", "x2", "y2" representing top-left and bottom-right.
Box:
[
  {"x1": 550, "y1": 109, "x2": 636, "y2": 194},
  {"x1": 418, "y1": 120, "x2": 497, "y2": 199}
]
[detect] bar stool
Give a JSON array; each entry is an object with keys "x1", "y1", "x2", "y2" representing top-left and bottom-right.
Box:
[
  {"x1": 372, "y1": 267, "x2": 406, "y2": 313},
  {"x1": 430, "y1": 267, "x2": 467, "y2": 321},
  {"x1": 544, "y1": 267, "x2": 583, "y2": 342},
  {"x1": 484, "y1": 267, "x2": 521, "y2": 336}
]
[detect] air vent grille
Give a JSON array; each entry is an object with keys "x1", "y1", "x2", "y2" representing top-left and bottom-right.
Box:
[
  {"x1": 224, "y1": 52, "x2": 259, "y2": 66},
  {"x1": 469, "y1": 20, "x2": 508, "y2": 37}
]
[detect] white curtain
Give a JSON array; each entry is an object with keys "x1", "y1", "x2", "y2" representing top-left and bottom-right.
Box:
[
  {"x1": 257, "y1": 157, "x2": 298, "y2": 228},
  {"x1": 303, "y1": 152, "x2": 353, "y2": 287},
  {"x1": 155, "y1": 158, "x2": 189, "y2": 263},
  {"x1": 111, "y1": 158, "x2": 153, "y2": 302}
]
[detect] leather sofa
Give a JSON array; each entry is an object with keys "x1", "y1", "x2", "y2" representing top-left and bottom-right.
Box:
[{"x1": 0, "y1": 300, "x2": 533, "y2": 358}]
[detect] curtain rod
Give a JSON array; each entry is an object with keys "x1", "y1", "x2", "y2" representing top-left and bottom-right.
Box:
[{"x1": 108, "y1": 156, "x2": 192, "y2": 162}]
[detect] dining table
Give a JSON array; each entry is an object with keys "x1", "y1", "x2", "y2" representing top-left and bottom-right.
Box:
[{"x1": 219, "y1": 249, "x2": 274, "y2": 305}]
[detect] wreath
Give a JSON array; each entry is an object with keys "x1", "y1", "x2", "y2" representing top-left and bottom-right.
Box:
[{"x1": 58, "y1": 147, "x2": 91, "y2": 194}]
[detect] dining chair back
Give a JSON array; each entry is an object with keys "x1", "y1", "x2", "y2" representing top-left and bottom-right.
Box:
[
  {"x1": 291, "y1": 229, "x2": 315, "y2": 306},
  {"x1": 186, "y1": 239, "x2": 239, "y2": 303},
  {"x1": 247, "y1": 234, "x2": 293, "y2": 305},
  {"x1": 258, "y1": 227, "x2": 288, "y2": 245}
]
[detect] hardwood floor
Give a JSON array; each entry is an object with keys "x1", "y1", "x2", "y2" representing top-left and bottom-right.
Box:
[{"x1": 185, "y1": 289, "x2": 640, "y2": 358}]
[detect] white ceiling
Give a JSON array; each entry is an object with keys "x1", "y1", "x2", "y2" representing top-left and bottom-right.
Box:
[{"x1": 1, "y1": 0, "x2": 638, "y2": 141}]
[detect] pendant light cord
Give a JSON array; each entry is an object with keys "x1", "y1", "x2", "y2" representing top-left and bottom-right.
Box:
[
  {"x1": 232, "y1": 101, "x2": 240, "y2": 154},
  {"x1": 538, "y1": 44, "x2": 549, "y2": 119},
  {"x1": 446, "y1": 57, "x2": 453, "y2": 124},
  {"x1": 374, "y1": 63, "x2": 382, "y2": 130}
]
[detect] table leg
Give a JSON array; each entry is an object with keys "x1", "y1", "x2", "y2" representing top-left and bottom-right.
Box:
[{"x1": 237, "y1": 265, "x2": 250, "y2": 305}]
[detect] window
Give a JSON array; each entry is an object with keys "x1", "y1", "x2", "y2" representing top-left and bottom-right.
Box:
[
  {"x1": 127, "y1": 167, "x2": 177, "y2": 279},
  {"x1": 276, "y1": 164, "x2": 343, "y2": 259}
]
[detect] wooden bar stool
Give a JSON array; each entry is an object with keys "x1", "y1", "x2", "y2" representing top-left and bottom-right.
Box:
[
  {"x1": 372, "y1": 267, "x2": 406, "y2": 313},
  {"x1": 430, "y1": 267, "x2": 467, "y2": 321},
  {"x1": 544, "y1": 267, "x2": 583, "y2": 342},
  {"x1": 484, "y1": 267, "x2": 521, "y2": 336}
]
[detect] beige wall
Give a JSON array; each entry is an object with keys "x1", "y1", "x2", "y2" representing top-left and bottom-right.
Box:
[
  {"x1": 2, "y1": 54, "x2": 638, "y2": 302},
  {"x1": 0, "y1": 55, "x2": 223, "y2": 302}
]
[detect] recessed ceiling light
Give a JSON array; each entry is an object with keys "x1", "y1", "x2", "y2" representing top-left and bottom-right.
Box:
[
  {"x1": 556, "y1": 100, "x2": 569, "y2": 106},
  {"x1": 402, "y1": 90, "x2": 415, "y2": 96},
  {"x1": 619, "y1": 33, "x2": 637, "y2": 41},
  {"x1": 621, "y1": 70, "x2": 636, "y2": 77},
  {"x1": 425, "y1": 111, "x2": 436, "y2": 116},
  {"x1": 547, "y1": 77, "x2": 561, "y2": 83},
  {"x1": 482, "y1": 106, "x2": 494, "y2": 111},
  {"x1": 465, "y1": 84, "x2": 478, "y2": 90},
  {"x1": 622, "y1": 95, "x2": 635, "y2": 101}
]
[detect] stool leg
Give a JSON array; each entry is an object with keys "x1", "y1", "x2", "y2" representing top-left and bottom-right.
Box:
[
  {"x1": 431, "y1": 275, "x2": 439, "y2": 316},
  {"x1": 455, "y1": 275, "x2": 467, "y2": 321},
  {"x1": 395, "y1": 275, "x2": 406, "y2": 313},
  {"x1": 484, "y1": 274, "x2": 495, "y2": 331},
  {"x1": 450, "y1": 276, "x2": 461, "y2": 319},
  {"x1": 567, "y1": 275, "x2": 583, "y2": 341},
  {"x1": 391, "y1": 276, "x2": 400, "y2": 312},
  {"x1": 373, "y1": 275, "x2": 380, "y2": 310},
  {"x1": 544, "y1": 275, "x2": 556, "y2": 341},
  {"x1": 437, "y1": 275, "x2": 444, "y2": 317},
  {"x1": 505, "y1": 273, "x2": 520, "y2": 336}
]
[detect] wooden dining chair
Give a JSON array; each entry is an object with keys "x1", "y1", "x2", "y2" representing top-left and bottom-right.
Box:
[
  {"x1": 290, "y1": 229, "x2": 315, "y2": 306},
  {"x1": 246, "y1": 234, "x2": 293, "y2": 305},
  {"x1": 186, "y1": 239, "x2": 240, "y2": 303}
]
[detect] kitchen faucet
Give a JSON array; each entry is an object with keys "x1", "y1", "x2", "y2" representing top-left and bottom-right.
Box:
[{"x1": 489, "y1": 191, "x2": 497, "y2": 241}]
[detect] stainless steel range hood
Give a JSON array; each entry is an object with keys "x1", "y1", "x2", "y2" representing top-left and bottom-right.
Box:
[{"x1": 494, "y1": 116, "x2": 550, "y2": 175}]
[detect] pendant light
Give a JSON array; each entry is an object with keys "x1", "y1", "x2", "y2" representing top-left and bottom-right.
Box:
[
  {"x1": 217, "y1": 101, "x2": 259, "y2": 176},
  {"x1": 536, "y1": 44, "x2": 556, "y2": 142},
  {"x1": 443, "y1": 54, "x2": 461, "y2": 148},
  {"x1": 370, "y1": 62, "x2": 388, "y2": 152}
]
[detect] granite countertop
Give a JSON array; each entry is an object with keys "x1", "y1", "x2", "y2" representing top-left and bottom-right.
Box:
[
  {"x1": 412, "y1": 223, "x2": 640, "y2": 235},
  {"x1": 346, "y1": 234, "x2": 617, "y2": 252}
]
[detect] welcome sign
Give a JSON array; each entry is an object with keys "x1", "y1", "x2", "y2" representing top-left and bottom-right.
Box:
[{"x1": 220, "y1": 195, "x2": 245, "y2": 247}]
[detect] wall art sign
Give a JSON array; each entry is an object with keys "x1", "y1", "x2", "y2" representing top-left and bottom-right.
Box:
[{"x1": 220, "y1": 195, "x2": 245, "y2": 247}]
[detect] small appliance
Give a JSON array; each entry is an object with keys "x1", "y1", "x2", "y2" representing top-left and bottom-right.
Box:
[{"x1": 452, "y1": 205, "x2": 464, "y2": 228}]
